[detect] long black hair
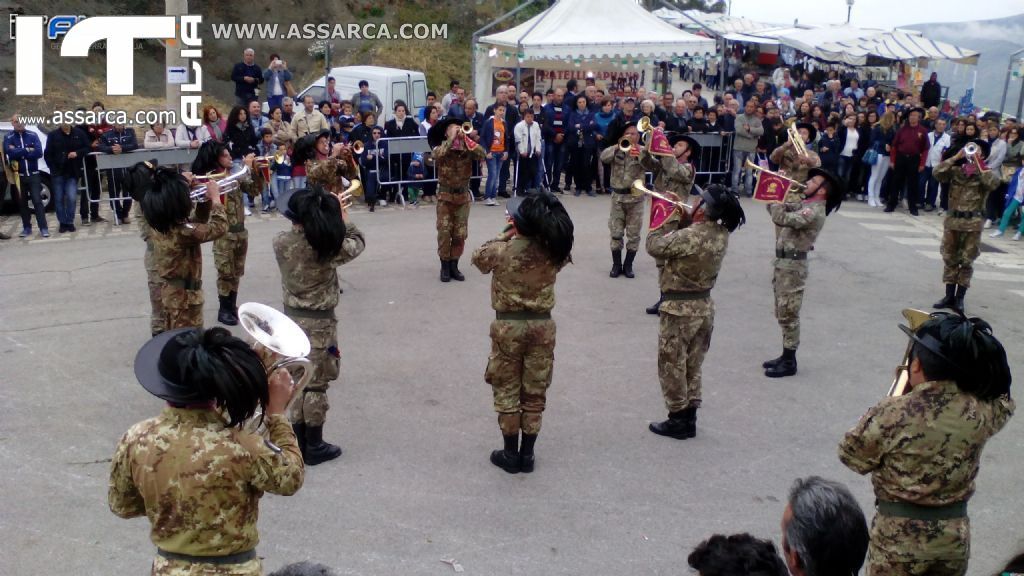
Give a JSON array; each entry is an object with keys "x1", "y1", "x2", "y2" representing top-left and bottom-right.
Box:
[
  {"x1": 161, "y1": 327, "x2": 268, "y2": 427},
  {"x1": 289, "y1": 186, "x2": 346, "y2": 262},
  {"x1": 192, "y1": 140, "x2": 229, "y2": 175},
  {"x1": 291, "y1": 133, "x2": 319, "y2": 167},
  {"x1": 911, "y1": 313, "x2": 1011, "y2": 400},
  {"x1": 226, "y1": 105, "x2": 248, "y2": 128},
  {"x1": 138, "y1": 165, "x2": 192, "y2": 234},
  {"x1": 122, "y1": 160, "x2": 159, "y2": 203},
  {"x1": 702, "y1": 184, "x2": 746, "y2": 232},
  {"x1": 688, "y1": 533, "x2": 789, "y2": 576},
  {"x1": 512, "y1": 191, "x2": 574, "y2": 265}
]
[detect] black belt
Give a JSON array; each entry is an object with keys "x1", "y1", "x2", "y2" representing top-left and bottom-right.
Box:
[
  {"x1": 776, "y1": 249, "x2": 808, "y2": 260},
  {"x1": 949, "y1": 210, "x2": 984, "y2": 219},
  {"x1": 876, "y1": 500, "x2": 967, "y2": 521},
  {"x1": 157, "y1": 549, "x2": 257, "y2": 565},
  {"x1": 496, "y1": 311, "x2": 551, "y2": 321},
  {"x1": 166, "y1": 278, "x2": 202, "y2": 290},
  {"x1": 661, "y1": 290, "x2": 711, "y2": 301},
  {"x1": 284, "y1": 305, "x2": 335, "y2": 319},
  {"x1": 228, "y1": 223, "x2": 246, "y2": 233},
  {"x1": 612, "y1": 187, "x2": 632, "y2": 194}
]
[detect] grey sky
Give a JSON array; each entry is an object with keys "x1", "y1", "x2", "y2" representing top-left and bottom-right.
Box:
[{"x1": 730, "y1": 0, "x2": 1024, "y2": 29}]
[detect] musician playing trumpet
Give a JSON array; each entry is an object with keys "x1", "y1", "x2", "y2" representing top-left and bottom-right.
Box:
[
  {"x1": 273, "y1": 185, "x2": 366, "y2": 465},
  {"x1": 600, "y1": 121, "x2": 646, "y2": 278},
  {"x1": 770, "y1": 122, "x2": 821, "y2": 201},
  {"x1": 429, "y1": 117, "x2": 486, "y2": 283}
]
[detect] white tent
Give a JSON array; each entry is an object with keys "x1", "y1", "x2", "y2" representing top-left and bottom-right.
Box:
[{"x1": 816, "y1": 30, "x2": 981, "y2": 66}]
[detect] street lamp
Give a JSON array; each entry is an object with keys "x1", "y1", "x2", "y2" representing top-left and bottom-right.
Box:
[{"x1": 846, "y1": 0, "x2": 854, "y2": 24}]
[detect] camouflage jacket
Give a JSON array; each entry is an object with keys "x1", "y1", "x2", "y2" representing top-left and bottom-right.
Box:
[
  {"x1": 600, "y1": 146, "x2": 646, "y2": 200},
  {"x1": 151, "y1": 202, "x2": 228, "y2": 302},
  {"x1": 839, "y1": 379, "x2": 1014, "y2": 506},
  {"x1": 134, "y1": 202, "x2": 152, "y2": 242},
  {"x1": 642, "y1": 152, "x2": 695, "y2": 199},
  {"x1": 646, "y1": 219, "x2": 728, "y2": 317},
  {"x1": 306, "y1": 156, "x2": 358, "y2": 196},
  {"x1": 273, "y1": 223, "x2": 365, "y2": 311},
  {"x1": 472, "y1": 235, "x2": 564, "y2": 313},
  {"x1": 108, "y1": 408, "x2": 304, "y2": 555},
  {"x1": 770, "y1": 199, "x2": 825, "y2": 262},
  {"x1": 770, "y1": 142, "x2": 821, "y2": 185},
  {"x1": 434, "y1": 138, "x2": 485, "y2": 190},
  {"x1": 934, "y1": 158, "x2": 1003, "y2": 232}
]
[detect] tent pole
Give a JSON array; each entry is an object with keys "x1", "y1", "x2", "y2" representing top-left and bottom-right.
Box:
[{"x1": 999, "y1": 48, "x2": 1024, "y2": 115}]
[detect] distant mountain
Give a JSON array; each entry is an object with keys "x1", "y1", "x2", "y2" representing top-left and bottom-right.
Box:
[{"x1": 908, "y1": 13, "x2": 1024, "y2": 114}]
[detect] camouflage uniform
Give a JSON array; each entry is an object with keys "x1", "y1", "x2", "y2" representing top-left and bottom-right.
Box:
[
  {"x1": 273, "y1": 223, "x2": 366, "y2": 426},
  {"x1": 213, "y1": 185, "x2": 249, "y2": 298},
  {"x1": 472, "y1": 235, "x2": 566, "y2": 435},
  {"x1": 135, "y1": 202, "x2": 165, "y2": 336},
  {"x1": 306, "y1": 155, "x2": 358, "y2": 196},
  {"x1": 151, "y1": 202, "x2": 228, "y2": 330},
  {"x1": 770, "y1": 141, "x2": 821, "y2": 190},
  {"x1": 109, "y1": 408, "x2": 304, "y2": 576},
  {"x1": 933, "y1": 158, "x2": 1002, "y2": 287},
  {"x1": 600, "y1": 145, "x2": 647, "y2": 251},
  {"x1": 769, "y1": 200, "x2": 826, "y2": 350},
  {"x1": 839, "y1": 380, "x2": 1014, "y2": 576},
  {"x1": 641, "y1": 153, "x2": 696, "y2": 273},
  {"x1": 434, "y1": 139, "x2": 486, "y2": 259},
  {"x1": 646, "y1": 213, "x2": 729, "y2": 412}
]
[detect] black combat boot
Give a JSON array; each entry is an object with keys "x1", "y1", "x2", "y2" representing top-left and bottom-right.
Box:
[
  {"x1": 954, "y1": 285, "x2": 967, "y2": 313},
  {"x1": 646, "y1": 296, "x2": 663, "y2": 315},
  {"x1": 291, "y1": 422, "x2": 307, "y2": 460},
  {"x1": 217, "y1": 294, "x2": 238, "y2": 326},
  {"x1": 622, "y1": 250, "x2": 637, "y2": 278},
  {"x1": 765, "y1": 348, "x2": 797, "y2": 378},
  {"x1": 684, "y1": 406, "x2": 698, "y2": 438},
  {"x1": 449, "y1": 259, "x2": 465, "y2": 281},
  {"x1": 762, "y1": 349, "x2": 787, "y2": 369},
  {"x1": 933, "y1": 283, "x2": 956, "y2": 310},
  {"x1": 440, "y1": 259, "x2": 451, "y2": 282},
  {"x1": 649, "y1": 410, "x2": 694, "y2": 439},
  {"x1": 519, "y1": 433, "x2": 538, "y2": 473},
  {"x1": 490, "y1": 434, "x2": 520, "y2": 474},
  {"x1": 610, "y1": 249, "x2": 623, "y2": 278},
  {"x1": 304, "y1": 425, "x2": 342, "y2": 465}
]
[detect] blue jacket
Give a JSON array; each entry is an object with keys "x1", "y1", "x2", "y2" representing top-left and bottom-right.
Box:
[
  {"x1": 870, "y1": 125, "x2": 895, "y2": 155},
  {"x1": 480, "y1": 115, "x2": 514, "y2": 157},
  {"x1": 566, "y1": 108, "x2": 597, "y2": 149},
  {"x1": 98, "y1": 128, "x2": 139, "y2": 155},
  {"x1": 4, "y1": 129, "x2": 44, "y2": 175},
  {"x1": 262, "y1": 67, "x2": 293, "y2": 99},
  {"x1": 541, "y1": 103, "x2": 570, "y2": 142},
  {"x1": 231, "y1": 62, "x2": 264, "y2": 101},
  {"x1": 44, "y1": 126, "x2": 91, "y2": 178},
  {"x1": 407, "y1": 154, "x2": 426, "y2": 186},
  {"x1": 817, "y1": 131, "x2": 841, "y2": 168}
]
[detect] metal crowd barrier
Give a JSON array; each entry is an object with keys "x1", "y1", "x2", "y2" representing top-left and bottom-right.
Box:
[
  {"x1": 372, "y1": 136, "x2": 483, "y2": 206},
  {"x1": 81, "y1": 147, "x2": 199, "y2": 224}
]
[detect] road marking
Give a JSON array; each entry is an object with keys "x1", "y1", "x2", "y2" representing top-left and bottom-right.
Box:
[
  {"x1": 974, "y1": 270, "x2": 1024, "y2": 283},
  {"x1": 837, "y1": 211, "x2": 895, "y2": 220},
  {"x1": 889, "y1": 236, "x2": 939, "y2": 247},
  {"x1": 916, "y1": 251, "x2": 943, "y2": 260},
  {"x1": 861, "y1": 223, "x2": 929, "y2": 232}
]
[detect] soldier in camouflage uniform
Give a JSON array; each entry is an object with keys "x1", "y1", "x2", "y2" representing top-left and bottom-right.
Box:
[
  {"x1": 141, "y1": 166, "x2": 228, "y2": 330},
  {"x1": 109, "y1": 327, "x2": 304, "y2": 576},
  {"x1": 430, "y1": 118, "x2": 486, "y2": 283},
  {"x1": 763, "y1": 167, "x2": 843, "y2": 378},
  {"x1": 839, "y1": 313, "x2": 1014, "y2": 576},
  {"x1": 641, "y1": 133, "x2": 699, "y2": 314},
  {"x1": 472, "y1": 191, "x2": 573, "y2": 474},
  {"x1": 124, "y1": 161, "x2": 166, "y2": 337},
  {"x1": 931, "y1": 138, "x2": 1002, "y2": 313},
  {"x1": 770, "y1": 122, "x2": 822, "y2": 192},
  {"x1": 646, "y1": 184, "x2": 744, "y2": 439},
  {"x1": 600, "y1": 122, "x2": 647, "y2": 278},
  {"x1": 274, "y1": 186, "x2": 365, "y2": 465}
]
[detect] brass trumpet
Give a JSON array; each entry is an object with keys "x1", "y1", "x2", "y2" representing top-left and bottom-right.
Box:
[
  {"x1": 619, "y1": 138, "x2": 634, "y2": 153},
  {"x1": 888, "y1": 308, "x2": 931, "y2": 397},
  {"x1": 743, "y1": 160, "x2": 807, "y2": 191},
  {"x1": 631, "y1": 179, "x2": 693, "y2": 211},
  {"x1": 351, "y1": 140, "x2": 365, "y2": 155},
  {"x1": 252, "y1": 155, "x2": 274, "y2": 169},
  {"x1": 342, "y1": 177, "x2": 363, "y2": 198},
  {"x1": 189, "y1": 165, "x2": 251, "y2": 201},
  {"x1": 462, "y1": 121, "x2": 474, "y2": 134},
  {"x1": 787, "y1": 123, "x2": 809, "y2": 158}
]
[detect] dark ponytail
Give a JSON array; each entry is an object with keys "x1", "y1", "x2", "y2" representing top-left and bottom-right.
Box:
[
  {"x1": 513, "y1": 191, "x2": 574, "y2": 265},
  {"x1": 289, "y1": 186, "x2": 346, "y2": 262},
  {"x1": 139, "y1": 165, "x2": 192, "y2": 234}
]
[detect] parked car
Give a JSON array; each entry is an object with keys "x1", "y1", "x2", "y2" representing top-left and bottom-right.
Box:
[
  {"x1": 0, "y1": 122, "x2": 54, "y2": 214},
  {"x1": 266, "y1": 66, "x2": 428, "y2": 122}
]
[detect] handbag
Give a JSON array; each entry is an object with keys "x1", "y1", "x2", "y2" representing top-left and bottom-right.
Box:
[{"x1": 862, "y1": 148, "x2": 878, "y2": 166}]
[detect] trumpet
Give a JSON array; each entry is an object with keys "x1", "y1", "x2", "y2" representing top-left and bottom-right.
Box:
[
  {"x1": 619, "y1": 138, "x2": 635, "y2": 153},
  {"x1": 963, "y1": 142, "x2": 979, "y2": 157},
  {"x1": 744, "y1": 160, "x2": 807, "y2": 192},
  {"x1": 189, "y1": 165, "x2": 251, "y2": 201},
  {"x1": 787, "y1": 123, "x2": 808, "y2": 158},
  {"x1": 237, "y1": 302, "x2": 314, "y2": 436},
  {"x1": 351, "y1": 140, "x2": 365, "y2": 155},
  {"x1": 888, "y1": 309, "x2": 931, "y2": 397},
  {"x1": 462, "y1": 121, "x2": 474, "y2": 134},
  {"x1": 631, "y1": 179, "x2": 693, "y2": 211},
  {"x1": 341, "y1": 176, "x2": 363, "y2": 198},
  {"x1": 252, "y1": 155, "x2": 274, "y2": 169}
]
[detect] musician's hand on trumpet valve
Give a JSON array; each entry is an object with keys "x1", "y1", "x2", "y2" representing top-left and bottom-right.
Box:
[
  {"x1": 242, "y1": 153, "x2": 256, "y2": 170},
  {"x1": 203, "y1": 178, "x2": 221, "y2": 204},
  {"x1": 266, "y1": 367, "x2": 297, "y2": 416}
]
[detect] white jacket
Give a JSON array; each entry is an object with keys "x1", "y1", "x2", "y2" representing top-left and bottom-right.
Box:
[
  {"x1": 514, "y1": 120, "x2": 542, "y2": 157},
  {"x1": 174, "y1": 124, "x2": 200, "y2": 147},
  {"x1": 925, "y1": 132, "x2": 950, "y2": 168},
  {"x1": 144, "y1": 130, "x2": 174, "y2": 149}
]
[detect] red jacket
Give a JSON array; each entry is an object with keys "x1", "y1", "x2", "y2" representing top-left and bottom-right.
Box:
[{"x1": 891, "y1": 123, "x2": 930, "y2": 168}]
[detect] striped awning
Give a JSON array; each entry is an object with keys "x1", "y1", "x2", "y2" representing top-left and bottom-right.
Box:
[{"x1": 817, "y1": 30, "x2": 980, "y2": 65}]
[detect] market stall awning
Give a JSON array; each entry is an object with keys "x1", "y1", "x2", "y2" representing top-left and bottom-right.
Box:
[
  {"x1": 478, "y1": 0, "x2": 715, "y2": 60},
  {"x1": 818, "y1": 30, "x2": 981, "y2": 65},
  {"x1": 675, "y1": 9, "x2": 778, "y2": 35}
]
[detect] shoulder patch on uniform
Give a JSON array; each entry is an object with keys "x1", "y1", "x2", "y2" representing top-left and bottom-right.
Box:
[
  {"x1": 801, "y1": 208, "x2": 813, "y2": 217},
  {"x1": 263, "y1": 438, "x2": 282, "y2": 454}
]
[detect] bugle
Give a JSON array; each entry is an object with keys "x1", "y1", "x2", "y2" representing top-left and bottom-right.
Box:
[
  {"x1": 619, "y1": 138, "x2": 634, "y2": 153},
  {"x1": 888, "y1": 309, "x2": 932, "y2": 397},
  {"x1": 461, "y1": 121, "x2": 474, "y2": 134},
  {"x1": 253, "y1": 155, "x2": 274, "y2": 169},
  {"x1": 350, "y1": 140, "x2": 365, "y2": 155},
  {"x1": 744, "y1": 160, "x2": 807, "y2": 191},
  {"x1": 631, "y1": 179, "x2": 693, "y2": 211},
  {"x1": 189, "y1": 164, "x2": 251, "y2": 201},
  {"x1": 238, "y1": 302, "x2": 314, "y2": 435},
  {"x1": 787, "y1": 123, "x2": 809, "y2": 158}
]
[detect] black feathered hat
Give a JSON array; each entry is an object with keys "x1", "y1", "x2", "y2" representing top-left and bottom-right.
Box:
[
  {"x1": 134, "y1": 328, "x2": 210, "y2": 404},
  {"x1": 808, "y1": 167, "x2": 844, "y2": 215},
  {"x1": 699, "y1": 183, "x2": 746, "y2": 232},
  {"x1": 427, "y1": 117, "x2": 462, "y2": 148},
  {"x1": 507, "y1": 190, "x2": 574, "y2": 265}
]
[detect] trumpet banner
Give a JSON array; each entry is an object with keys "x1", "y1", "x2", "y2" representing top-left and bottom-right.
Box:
[
  {"x1": 649, "y1": 195, "x2": 678, "y2": 231},
  {"x1": 753, "y1": 171, "x2": 790, "y2": 203}
]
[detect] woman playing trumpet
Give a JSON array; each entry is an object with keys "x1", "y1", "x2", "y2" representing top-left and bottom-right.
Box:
[{"x1": 273, "y1": 185, "x2": 366, "y2": 465}]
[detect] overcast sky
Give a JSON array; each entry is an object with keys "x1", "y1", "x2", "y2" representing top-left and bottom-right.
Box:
[{"x1": 729, "y1": 0, "x2": 1024, "y2": 29}]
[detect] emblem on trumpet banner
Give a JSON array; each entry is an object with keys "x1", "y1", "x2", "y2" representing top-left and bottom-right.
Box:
[
  {"x1": 649, "y1": 195, "x2": 679, "y2": 231},
  {"x1": 753, "y1": 171, "x2": 790, "y2": 203}
]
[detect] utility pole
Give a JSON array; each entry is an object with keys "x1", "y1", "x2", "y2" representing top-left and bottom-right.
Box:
[
  {"x1": 166, "y1": 0, "x2": 187, "y2": 119},
  {"x1": 846, "y1": 0, "x2": 854, "y2": 24}
]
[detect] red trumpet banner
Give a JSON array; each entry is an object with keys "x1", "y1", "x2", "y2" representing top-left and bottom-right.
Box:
[
  {"x1": 649, "y1": 196, "x2": 678, "y2": 231},
  {"x1": 753, "y1": 171, "x2": 790, "y2": 203}
]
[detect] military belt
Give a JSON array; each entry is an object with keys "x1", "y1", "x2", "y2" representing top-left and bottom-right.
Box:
[
  {"x1": 775, "y1": 249, "x2": 808, "y2": 260},
  {"x1": 284, "y1": 305, "x2": 335, "y2": 319},
  {"x1": 228, "y1": 223, "x2": 246, "y2": 233},
  {"x1": 157, "y1": 548, "x2": 257, "y2": 565},
  {"x1": 949, "y1": 210, "x2": 984, "y2": 219},
  {"x1": 496, "y1": 311, "x2": 552, "y2": 321},
  {"x1": 166, "y1": 278, "x2": 202, "y2": 290},
  {"x1": 611, "y1": 187, "x2": 632, "y2": 194},
  {"x1": 876, "y1": 500, "x2": 967, "y2": 521},
  {"x1": 661, "y1": 290, "x2": 711, "y2": 301}
]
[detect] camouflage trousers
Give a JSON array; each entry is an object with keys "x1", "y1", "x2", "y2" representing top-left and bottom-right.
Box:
[
  {"x1": 484, "y1": 319, "x2": 556, "y2": 435},
  {"x1": 161, "y1": 285, "x2": 204, "y2": 330},
  {"x1": 940, "y1": 228, "x2": 981, "y2": 288},
  {"x1": 609, "y1": 194, "x2": 644, "y2": 252},
  {"x1": 151, "y1": 555, "x2": 261, "y2": 576},
  {"x1": 773, "y1": 261, "x2": 808, "y2": 350},
  {"x1": 436, "y1": 196, "x2": 470, "y2": 259},
  {"x1": 288, "y1": 314, "x2": 339, "y2": 427},
  {"x1": 145, "y1": 241, "x2": 166, "y2": 336},
  {"x1": 867, "y1": 514, "x2": 969, "y2": 576},
  {"x1": 214, "y1": 230, "x2": 248, "y2": 297},
  {"x1": 658, "y1": 307, "x2": 714, "y2": 412}
]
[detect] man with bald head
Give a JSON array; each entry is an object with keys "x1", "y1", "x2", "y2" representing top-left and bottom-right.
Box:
[{"x1": 232, "y1": 48, "x2": 264, "y2": 106}]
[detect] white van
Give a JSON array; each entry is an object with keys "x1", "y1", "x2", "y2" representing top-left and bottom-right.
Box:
[{"x1": 290, "y1": 66, "x2": 428, "y2": 122}]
